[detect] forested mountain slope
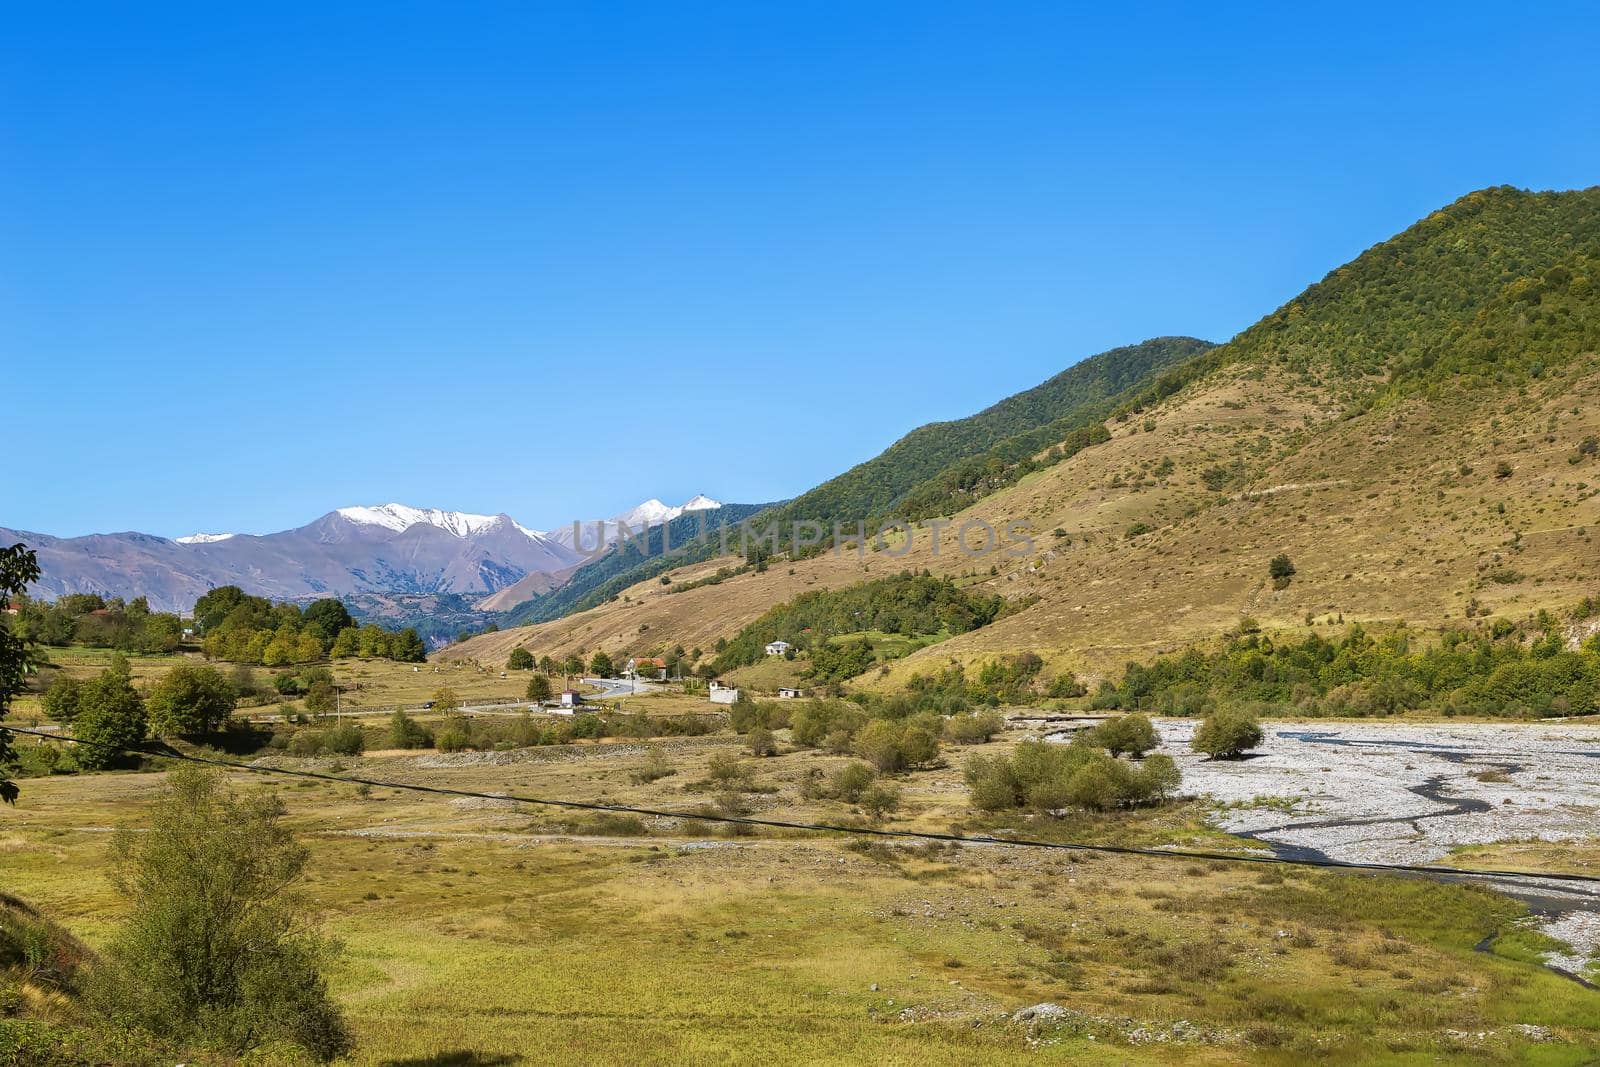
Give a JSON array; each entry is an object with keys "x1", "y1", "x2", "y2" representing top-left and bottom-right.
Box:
[{"x1": 452, "y1": 187, "x2": 1600, "y2": 680}]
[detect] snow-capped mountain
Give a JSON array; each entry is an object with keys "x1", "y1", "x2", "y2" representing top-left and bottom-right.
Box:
[
  {"x1": 333, "y1": 504, "x2": 501, "y2": 538},
  {"x1": 549, "y1": 495, "x2": 723, "y2": 551},
  {"x1": 3, "y1": 495, "x2": 725, "y2": 614},
  {"x1": 175, "y1": 532, "x2": 237, "y2": 545}
]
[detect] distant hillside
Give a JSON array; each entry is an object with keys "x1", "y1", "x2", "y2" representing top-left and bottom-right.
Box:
[
  {"x1": 762, "y1": 335, "x2": 1214, "y2": 526},
  {"x1": 450, "y1": 186, "x2": 1600, "y2": 682},
  {"x1": 490, "y1": 337, "x2": 1209, "y2": 625}
]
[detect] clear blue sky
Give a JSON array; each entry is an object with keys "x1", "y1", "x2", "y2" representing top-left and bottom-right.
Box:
[{"x1": 5, "y1": 3, "x2": 1598, "y2": 538}]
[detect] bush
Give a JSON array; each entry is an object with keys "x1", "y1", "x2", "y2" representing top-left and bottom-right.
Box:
[
  {"x1": 964, "y1": 740, "x2": 1181, "y2": 813},
  {"x1": 944, "y1": 709, "x2": 1005, "y2": 744},
  {"x1": 507, "y1": 647, "x2": 534, "y2": 670},
  {"x1": 630, "y1": 746, "x2": 676, "y2": 784},
  {"x1": 321, "y1": 723, "x2": 364, "y2": 756},
  {"x1": 1090, "y1": 713, "x2": 1158, "y2": 757},
  {"x1": 746, "y1": 727, "x2": 777, "y2": 757},
  {"x1": 828, "y1": 761, "x2": 876, "y2": 803},
  {"x1": 388, "y1": 710, "x2": 434, "y2": 749},
  {"x1": 88, "y1": 766, "x2": 350, "y2": 1060},
  {"x1": 286, "y1": 730, "x2": 324, "y2": 757},
  {"x1": 435, "y1": 724, "x2": 471, "y2": 752},
  {"x1": 1191, "y1": 707, "x2": 1263, "y2": 759},
  {"x1": 858, "y1": 783, "x2": 900, "y2": 819}
]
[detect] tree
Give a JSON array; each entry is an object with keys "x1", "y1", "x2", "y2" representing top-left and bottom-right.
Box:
[
  {"x1": 1091, "y1": 713, "x2": 1158, "y2": 757},
  {"x1": 507, "y1": 647, "x2": 534, "y2": 671},
  {"x1": 589, "y1": 651, "x2": 615, "y2": 678},
  {"x1": 147, "y1": 664, "x2": 237, "y2": 736},
  {"x1": 746, "y1": 727, "x2": 777, "y2": 757},
  {"x1": 90, "y1": 766, "x2": 350, "y2": 1059},
  {"x1": 42, "y1": 674, "x2": 84, "y2": 723},
  {"x1": 525, "y1": 674, "x2": 554, "y2": 703},
  {"x1": 0, "y1": 543, "x2": 42, "y2": 802},
  {"x1": 303, "y1": 680, "x2": 338, "y2": 717},
  {"x1": 73, "y1": 665, "x2": 148, "y2": 769},
  {"x1": 430, "y1": 686, "x2": 460, "y2": 712},
  {"x1": 1268, "y1": 554, "x2": 1296, "y2": 582},
  {"x1": 389, "y1": 710, "x2": 433, "y2": 749},
  {"x1": 1191, "y1": 707, "x2": 1264, "y2": 760},
  {"x1": 560, "y1": 654, "x2": 585, "y2": 678},
  {"x1": 538, "y1": 655, "x2": 557, "y2": 675},
  {"x1": 301, "y1": 598, "x2": 354, "y2": 644}
]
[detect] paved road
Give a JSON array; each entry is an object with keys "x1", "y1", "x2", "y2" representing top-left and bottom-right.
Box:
[{"x1": 580, "y1": 677, "x2": 664, "y2": 699}]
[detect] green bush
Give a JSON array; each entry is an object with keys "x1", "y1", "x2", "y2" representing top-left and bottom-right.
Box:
[
  {"x1": 964, "y1": 740, "x2": 1180, "y2": 813},
  {"x1": 1090, "y1": 713, "x2": 1158, "y2": 757},
  {"x1": 1191, "y1": 708, "x2": 1264, "y2": 759},
  {"x1": 828, "y1": 762, "x2": 876, "y2": 803},
  {"x1": 746, "y1": 727, "x2": 777, "y2": 757},
  {"x1": 321, "y1": 724, "x2": 364, "y2": 756},
  {"x1": 388, "y1": 710, "x2": 434, "y2": 749}
]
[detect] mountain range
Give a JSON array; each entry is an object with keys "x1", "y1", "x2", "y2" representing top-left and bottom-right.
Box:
[{"x1": 3, "y1": 496, "x2": 724, "y2": 616}]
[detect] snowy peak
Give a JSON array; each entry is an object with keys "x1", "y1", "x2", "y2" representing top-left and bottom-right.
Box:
[
  {"x1": 616, "y1": 498, "x2": 679, "y2": 527},
  {"x1": 175, "y1": 532, "x2": 236, "y2": 545},
  {"x1": 335, "y1": 503, "x2": 502, "y2": 538},
  {"x1": 681, "y1": 494, "x2": 722, "y2": 512}
]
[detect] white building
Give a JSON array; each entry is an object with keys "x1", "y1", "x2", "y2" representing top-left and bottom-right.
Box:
[
  {"x1": 708, "y1": 681, "x2": 741, "y2": 705},
  {"x1": 560, "y1": 689, "x2": 583, "y2": 707},
  {"x1": 777, "y1": 687, "x2": 804, "y2": 699},
  {"x1": 765, "y1": 640, "x2": 791, "y2": 656}
]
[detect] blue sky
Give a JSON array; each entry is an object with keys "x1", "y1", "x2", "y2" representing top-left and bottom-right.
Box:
[{"x1": 5, "y1": 3, "x2": 1598, "y2": 538}]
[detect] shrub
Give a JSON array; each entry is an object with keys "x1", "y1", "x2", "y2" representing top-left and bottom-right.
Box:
[
  {"x1": 1090, "y1": 713, "x2": 1158, "y2": 757},
  {"x1": 630, "y1": 746, "x2": 676, "y2": 784},
  {"x1": 435, "y1": 725, "x2": 470, "y2": 753},
  {"x1": 964, "y1": 740, "x2": 1180, "y2": 813},
  {"x1": 828, "y1": 761, "x2": 876, "y2": 803},
  {"x1": 1191, "y1": 707, "x2": 1264, "y2": 759},
  {"x1": 88, "y1": 766, "x2": 350, "y2": 1059},
  {"x1": 322, "y1": 723, "x2": 364, "y2": 756},
  {"x1": 507, "y1": 647, "x2": 534, "y2": 670},
  {"x1": 286, "y1": 730, "x2": 324, "y2": 757},
  {"x1": 859, "y1": 783, "x2": 900, "y2": 819},
  {"x1": 746, "y1": 727, "x2": 777, "y2": 757},
  {"x1": 944, "y1": 709, "x2": 1005, "y2": 744},
  {"x1": 388, "y1": 710, "x2": 434, "y2": 749}
]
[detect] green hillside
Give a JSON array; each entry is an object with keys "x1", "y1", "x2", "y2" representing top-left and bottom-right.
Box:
[{"x1": 764, "y1": 335, "x2": 1214, "y2": 525}]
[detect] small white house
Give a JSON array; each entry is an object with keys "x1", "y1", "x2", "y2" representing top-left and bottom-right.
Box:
[
  {"x1": 765, "y1": 640, "x2": 791, "y2": 656},
  {"x1": 560, "y1": 689, "x2": 583, "y2": 707},
  {"x1": 708, "y1": 681, "x2": 741, "y2": 705},
  {"x1": 777, "y1": 687, "x2": 805, "y2": 699}
]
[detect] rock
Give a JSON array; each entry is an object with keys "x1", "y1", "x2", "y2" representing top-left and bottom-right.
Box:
[
  {"x1": 1013, "y1": 1003, "x2": 1069, "y2": 1024},
  {"x1": 869, "y1": 983, "x2": 878, "y2": 992}
]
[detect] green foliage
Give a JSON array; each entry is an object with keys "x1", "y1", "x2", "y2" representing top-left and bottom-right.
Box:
[
  {"x1": 943, "y1": 709, "x2": 1005, "y2": 744},
  {"x1": 506, "y1": 646, "x2": 534, "y2": 670},
  {"x1": 40, "y1": 675, "x2": 83, "y2": 724},
  {"x1": 1268, "y1": 554, "x2": 1296, "y2": 581},
  {"x1": 525, "y1": 673, "x2": 554, "y2": 703},
  {"x1": 826, "y1": 761, "x2": 877, "y2": 803},
  {"x1": 320, "y1": 723, "x2": 365, "y2": 756},
  {"x1": 1089, "y1": 713, "x2": 1158, "y2": 757},
  {"x1": 0, "y1": 544, "x2": 40, "y2": 803},
  {"x1": 388, "y1": 710, "x2": 434, "y2": 749},
  {"x1": 72, "y1": 662, "x2": 147, "y2": 769},
  {"x1": 589, "y1": 650, "x2": 615, "y2": 678},
  {"x1": 745, "y1": 727, "x2": 777, "y2": 757},
  {"x1": 1192, "y1": 707, "x2": 1264, "y2": 759},
  {"x1": 196, "y1": 586, "x2": 423, "y2": 666},
  {"x1": 1095, "y1": 604, "x2": 1600, "y2": 720},
  {"x1": 902, "y1": 652, "x2": 1046, "y2": 711},
  {"x1": 89, "y1": 766, "x2": 350, "y2": 1060},
  {"x1": 964, "y1": 740, "x2": 1180, "y2": 813},
  {"x1": 758, "y1": 336, "x2": 1213, "y2": 528},
  {"x1": 710, "y1": 571, "x2": 1006, "y2": 677},
  {"x1": 145, "y1": 664, "x2": 237, "y2": 736},
  {"x1": 850, "y1": 718, "x2": 939, "y2": 773}
]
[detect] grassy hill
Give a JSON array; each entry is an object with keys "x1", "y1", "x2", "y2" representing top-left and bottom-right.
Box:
[{"x1": 450, "y1": 187, "x2": 1600, "y2": 689}]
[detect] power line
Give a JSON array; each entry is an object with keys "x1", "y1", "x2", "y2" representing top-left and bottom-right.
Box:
[{"x1": 9, "y1": 725, "x2": 1600, "y2": 891}]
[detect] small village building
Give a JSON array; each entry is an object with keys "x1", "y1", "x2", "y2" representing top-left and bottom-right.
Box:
[
  {"x1": 777, "y1": 687, "x2": 805, "y2": 699},
  {"x1": 764, "y1": 640, "x2": 791, "y2": 656},
  {"x1": 626, "y1": 656, "x2": 668, "y2": 677},
  {"x1": 708, "y1": 681, "x2": 741, "y2": 705},
  {"x1": 560, "y1": 689, "x2": 583, "y2": 707}
]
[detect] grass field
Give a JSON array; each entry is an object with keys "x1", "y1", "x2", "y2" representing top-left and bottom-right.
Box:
[{"x1": 5, "y1": 715, "x2": 1600, "y2": 1065}]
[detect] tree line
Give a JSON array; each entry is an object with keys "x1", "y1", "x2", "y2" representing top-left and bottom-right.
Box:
[{"x1": 194, "y1": 586, "x2": 425, "y2": 665}]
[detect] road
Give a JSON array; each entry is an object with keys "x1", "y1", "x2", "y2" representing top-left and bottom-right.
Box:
[{"x1": 580, "y1": 676, "x2": 664, "y2": 700}]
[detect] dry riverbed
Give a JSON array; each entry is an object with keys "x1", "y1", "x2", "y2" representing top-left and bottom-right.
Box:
[{"x1": 1145, "y1": 718, "x2": 1600, "y2": 979}]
